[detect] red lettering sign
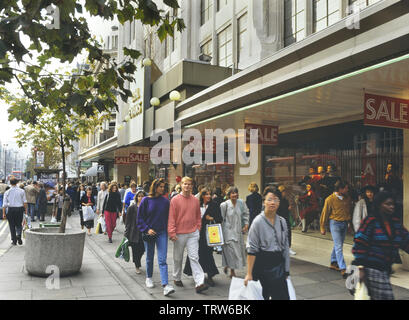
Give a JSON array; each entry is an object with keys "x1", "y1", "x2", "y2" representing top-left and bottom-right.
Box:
[
  {"x1": 364, "y1": 93, "x2": 409, "y2": 129},
  {"x1": 244, "y1": 123, "x2": 278, "y2": 145},
  {"x1": 129, "y1": 153, "x2": 149, "y2": 163},
  {"x1": 114, "y1": 156, "x2": 130, "y2": 164}
]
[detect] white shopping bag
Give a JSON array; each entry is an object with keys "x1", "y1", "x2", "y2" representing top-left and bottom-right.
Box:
[
  {"x1": 354, "y1": 281, "x2": 370, "y2": 300},
  {"x1": 228, "y1": 277, "x2": 264, "y2": 300},
  {"x1": 287, "y1": 276, "x2": 296, "y2": 300},
  {"x1": 98, "y1": 215, "x2": 107, "y2": 232},
  {"x1": 82, "y1": 206, "x2": 95, "y2": 222}
]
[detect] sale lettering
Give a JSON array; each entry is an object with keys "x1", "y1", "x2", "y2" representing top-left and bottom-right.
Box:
[
  {"x1": 244, "y1": 123, "x2": 278, "y2": 145},
  {"x1": 364, "y1": 93, "x2": 409, "y2": 129}
]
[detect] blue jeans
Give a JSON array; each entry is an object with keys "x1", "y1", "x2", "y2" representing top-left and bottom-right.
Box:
[
  {"x1": 144, "y1": 230, "x2": 169, "y2": 285},
  {"x1": 28, "y1": 203, "x2": 36, "y2": 221},
  {"x1": 329, "y1": 220, "x2": 348, "y2": 270}
]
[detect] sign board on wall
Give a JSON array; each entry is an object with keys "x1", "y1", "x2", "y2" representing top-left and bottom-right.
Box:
[
  {"x1": 244, "y1": 123, "x2": 279, "y2": 145},
  {"x1": 364, "y1": 93, "x2": 409, "y2": 129},
  {"x1": 114, "y1": 153, "x2": 149, "y2": 164}
]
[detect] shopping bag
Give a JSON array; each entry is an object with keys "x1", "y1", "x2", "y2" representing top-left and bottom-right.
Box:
[
  {"x1": 82, "y1": 206, "x2": 95, "y2": 221},
  {"x1": 115, "y1": 237, "x2": 130, "y2": 262},
  {"x1": 99, "y1": 216, "x2": 107, "y2": 232},
  {"x1": 206, "y1": 224, "x2": 224, "y2": 247},
  {"x1": 95, "y1": 222, "x2": 102, "y2": 234},
  {"x1": 228, "y1": 277, "x2": 263, "y2": 300},
  {"x1": 287, "y1": 276, "x2": 296, "y2": 300},
  {"x1": 354, "y1": 281, "x2": 370, "y2": 300}
]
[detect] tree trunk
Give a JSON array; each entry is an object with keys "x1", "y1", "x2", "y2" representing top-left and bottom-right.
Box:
[{"x1": 59, "y1": 131, "x2": 67, "y2": 233}]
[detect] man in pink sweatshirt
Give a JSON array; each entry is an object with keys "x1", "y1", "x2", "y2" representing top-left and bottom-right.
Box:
[{"x1": 168, "y1": 176, "x2": 209, "y2": 294}]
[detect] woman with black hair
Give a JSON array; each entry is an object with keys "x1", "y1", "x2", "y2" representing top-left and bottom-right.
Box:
[
  {"x1": 352, "y1": 185, "x2": 377, "y2": 233},
  {"x1": 244, "y1": 186, "x2": 290, "y2": 300},
  {"x1": 183, "y1": 188, "x2": 222, "y2": 286},
  {"x1": 352, "y1": 191, "x2": 409, "y2": 300}
]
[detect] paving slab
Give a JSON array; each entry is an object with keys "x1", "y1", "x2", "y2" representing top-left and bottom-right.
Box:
[{"x1": 84, "y1": 284, "x2": 128, "y2": 297}]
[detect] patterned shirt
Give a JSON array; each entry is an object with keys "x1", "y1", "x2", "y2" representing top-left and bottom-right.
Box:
[{"x1": 352, "y1": 215, "x2": 409, "y2": 273}]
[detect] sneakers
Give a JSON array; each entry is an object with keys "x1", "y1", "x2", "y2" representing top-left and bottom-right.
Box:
[
  {"x1": 195, "y1": 283, "x2": 209, "y2": 294},
  {"x1": 329, "y1": 262, "x2": 340, "y2": 271},
  {"x1": 174, "y1": 280, "x2": 184, "y2": 287},
  {"x1": 289, "y1": 248, "x2": 296, "y2": 256},
  {"x1": 163, "y1": 284, "x2": 175, "y2": 296},
  {"x1": 145, "y1": 278, "x2": 155, "y2": 288}
]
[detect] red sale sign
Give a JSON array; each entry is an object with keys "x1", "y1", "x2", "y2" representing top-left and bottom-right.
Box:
[
  {"x1": 364, "y1": 93, "x2": 409, "y2": 129},
  {"x1": 244, "y1": 123, "x2": 278, "y2": 145}
]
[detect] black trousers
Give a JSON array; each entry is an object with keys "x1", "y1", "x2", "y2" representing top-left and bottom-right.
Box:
[
  {"x1": 7, "y1": 207, "x2": 24, "y2": 242},
  {"x1": 129, "y1": 241, "x2": 145, "y2": 268}
]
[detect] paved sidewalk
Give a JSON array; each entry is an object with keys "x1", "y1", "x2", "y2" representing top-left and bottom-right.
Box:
[{"x1": 1, "y1": 213, "x2": 409, "y2": 300}]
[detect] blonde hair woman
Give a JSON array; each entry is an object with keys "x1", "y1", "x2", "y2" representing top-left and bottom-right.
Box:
[{"x1": 246, "y1": 182, "x2": 262, "y2": 227}]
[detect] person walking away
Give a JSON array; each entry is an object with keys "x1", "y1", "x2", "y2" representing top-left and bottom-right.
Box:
[
  {"x1": 137, "y1": 178, "x2": 175, "y2": 296},
  {"x1": 25, "y1": 181, "x2": 39, "y2": 222},
  {"x1": 125, "y1": 191, "x2": 146, "y2": 273},
  {"x1": 244, "y1": 187, "x2": 290, "y2": 300},
  {"x1": 183, "y1": 188, "x2": 223, "y2": 286},
  {"x1": 78, "y1": 184, "x2": 86, "y2": 229},
  {"x1": 352, "y1": 191, "x2": 409, "y2": 300},
  {"x1": 81, "y1": 187, "x2": 96, "y2": 236},
  {"x1": 2, "y1": 178, "x2": 27, "y2": 245},
  {"x1": 37, "y1": 183, "x2": 47, "y2": 222},
  {"x1": 122, "y1": 182, "x2": 137, "y2": 223},
  {"x1": 54, "y1": 187, "x2": 65, "y2": 222},
  {"x1": 168, "y1": 177, "x2": 209, "y2": 294},
  {"x1": 352, "y1": 185, "x2": 377, "y2": 233},
  {"x1": 220, "y1": 186, "x2": 249, "y2": 279},
  {"x1": 320, "y1": 180, "x2": 353, "y2": 278},
  {"x1": 96, "y1": 182, "x2": 108, "y2": 217},
  {"x1": 102, "y1": 183, "x2": 122, "y2": 243},
  {"x1": 119, "y1": 184, "x2": 126, "y2": 202},
  {"x1": 278, "y1": 185, "x2": 296, "y2": 255},
  {"x1": 65, "y1": 183, "x2": 76, "y2": 216},
  {"x1": 246, "y1": 182, "x2": 262, "y2": 228}
]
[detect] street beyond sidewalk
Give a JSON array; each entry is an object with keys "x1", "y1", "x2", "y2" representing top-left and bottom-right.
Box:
[{"x1": 0, "y1": 215, "x2": 409, "y2": 300}]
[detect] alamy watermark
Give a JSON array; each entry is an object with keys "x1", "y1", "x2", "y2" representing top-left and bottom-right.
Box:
[
  {"x1": 45, "y1": 265, "x2": 60, "y2": 290},
  {"x1": 45, "y1": 5, "x2": 60, "y2": 30},
  {"x1": 150, "y1": 121, "x2": 259, "y2": 175}
]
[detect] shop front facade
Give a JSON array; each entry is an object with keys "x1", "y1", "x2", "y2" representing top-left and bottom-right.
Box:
[{"x1": 172, "y1": 0, "x2": 409, "y2": 268}]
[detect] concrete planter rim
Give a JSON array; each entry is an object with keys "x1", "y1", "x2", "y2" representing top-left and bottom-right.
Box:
[{"x1": 26, "y1": 228, "x2": 86, "y2": 236}]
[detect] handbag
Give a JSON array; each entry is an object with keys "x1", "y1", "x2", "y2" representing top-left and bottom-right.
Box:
[
  {"x1": 142, "y1": 232, "x2": 157, "y2": 242},
  {"x1": 82, "y1": 205, "x2": 95, "y2": 221}
]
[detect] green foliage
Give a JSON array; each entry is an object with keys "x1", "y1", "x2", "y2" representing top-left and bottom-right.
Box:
[{"x1": 0, "y1": 0, "x2": 184, "y2": 119}]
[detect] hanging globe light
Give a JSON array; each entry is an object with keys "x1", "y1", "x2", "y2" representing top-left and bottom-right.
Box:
[
  {"x1": 142, "y1": 58, "x2": 152, "y2": 66},
  {"x1": 150, "y1": 97, "x2": 160, "y2": 106},
  {"x1": 169, "y1": 90, "x2": 181, "y2": 101}
]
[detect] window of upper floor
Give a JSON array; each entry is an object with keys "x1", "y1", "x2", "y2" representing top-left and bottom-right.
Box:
[
  {"x1": 217, "y1": 24, "x2": 232, "y2": 67},
  {"x1": 237, "y1": 12, "x2": 248, "y2": 64},
  {"x1": 284, "y1": 0, "x2": 306, "y2": 47},
  {"x1": 217, "y1": 0, "x2": 228, "y2": 11},
  {"x1": 201, "y1": 0, "x2": 213, "y2": 25}
]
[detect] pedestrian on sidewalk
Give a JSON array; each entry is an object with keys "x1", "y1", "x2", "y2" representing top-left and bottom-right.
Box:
[
  {"x1": 125, "y1": 190, "x2": 145, "y2": 274},
  {"x1": 122, "y1": 182, "x2": 137, "y2": 223},
  {"x1": 320, "y1": 180, "x2": 353, "y2": 278},
  {"x1": 0, "y1": 179, "x2": 8, "y2": 219},
  {"x1": 81, "y1": 187, "x2": 96, "y2": 236},
  {"x1": 278, "y1": 185, "x2": 296, "y2": 256},
  {"x1": 37, "y1": 182, "x2": 47, "y2": 222},
  {"x1": 54, "y1": 187, "x2": 71, "y2": 222},
  {"x1": 137, "y1": 178, "x2": 175, "y2": 297},
  {"x1": 183, "y1": 187, "x2": 222, "y2": 287},
  {"x1": 2, "y1": 178, "x2": 27, "y2": 245},
  {"x1": 352, "y1": 191, "x2": 409, "y2": 300},
  {"x1": 220, "y1": 186, "x2": 249, "y2": 279},
  {"x1": 246, "y1": 182, "x2": 262, "y2": 228},
  {"x1": 168, "y1": 176, "x2": 209, "y2": 294},
  {"x1": 24, "y1": 181, "x2": 39, "y2": 223},
  {"x1": 244, "y1": 187, "x2": 290, "y2": 300},
  {"x1": 352, "y1": 185, "x2": 377, "y2": 233},
  {"x1": 96, "y1": 182, "x2": 108, "y2": 217},
  {"x1": 102, "y1": 182, "x2": 122, "y2": 243}
]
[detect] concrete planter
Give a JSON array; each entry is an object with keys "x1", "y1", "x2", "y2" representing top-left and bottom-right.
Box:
[{"x1": 24, "y1": 228, "x2": 86, "y2": 277}]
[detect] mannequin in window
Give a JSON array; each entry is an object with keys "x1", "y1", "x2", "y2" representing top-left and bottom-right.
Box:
[
  {"x1": 321, "y1": 165, "x2": 340, "y2": 201},
  {"x1": 297, "y1": 184, "x2": 319, "y2": 233},
  {"x1": 299, "y1": 166, "x2": 315, "y2": 186},
  {"x1": 382, "y1": 163, "x2": 402, "y2": 196}
]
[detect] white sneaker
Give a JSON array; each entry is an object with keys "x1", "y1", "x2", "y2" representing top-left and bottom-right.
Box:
[
  {"x1": 289, "y1": 249, "x2": 296, "y2": 256},
  {"x1": 163, "y1": 284, "x2": 175, "y2": 296},
  {"x1": 145, "y1": 278, "x2": 155, "y2": 288}
]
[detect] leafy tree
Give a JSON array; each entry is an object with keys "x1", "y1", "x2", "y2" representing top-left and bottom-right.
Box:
[{"x1": 1, "y1": 0, "x2": 185, "y2": 233}]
